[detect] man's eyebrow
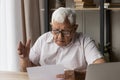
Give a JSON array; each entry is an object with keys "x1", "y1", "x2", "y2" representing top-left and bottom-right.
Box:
[{"x1": 52, "y1": 29, "x2": 59, "y2": 30}]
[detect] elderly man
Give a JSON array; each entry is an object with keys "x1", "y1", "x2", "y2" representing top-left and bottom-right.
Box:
[{"x1": 18, "y1": 7, "x2": 105, "y2": 79}]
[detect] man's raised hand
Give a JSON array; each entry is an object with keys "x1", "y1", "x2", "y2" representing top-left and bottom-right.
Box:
[{"x1": 17, "y1": 39, "x2": 31, "y2": 59}]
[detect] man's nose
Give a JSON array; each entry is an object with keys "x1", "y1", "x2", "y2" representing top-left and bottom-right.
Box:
[{"x1": 57, "y1": 32, "x2": 64, "y2": 38}]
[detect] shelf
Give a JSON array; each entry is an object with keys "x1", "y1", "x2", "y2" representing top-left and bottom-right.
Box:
[
  {"x1": 107, "y1": 8, "x2": 120, "y2": 11},
  {"x1": 41, "y1": 8, "x2": 100, "y2": 11},
  {"x1": 41, "y1": 8, "x2": 120, "y2": 11},
  {"x1": 74, "y1": 8, "x2": 99, "y2": 10}
]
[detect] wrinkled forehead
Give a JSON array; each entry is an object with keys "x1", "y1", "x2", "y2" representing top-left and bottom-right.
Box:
[
  {"x1": 51, "y1": 20, "x2": 74, "y2": 30},
  {"x1": 51, "y1": 17, "x2": 72, "y2": 26}
]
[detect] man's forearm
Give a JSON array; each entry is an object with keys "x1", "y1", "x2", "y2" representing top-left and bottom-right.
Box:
[{"x1": 19, "y1": 58, "x2": 32, "y2": 72}]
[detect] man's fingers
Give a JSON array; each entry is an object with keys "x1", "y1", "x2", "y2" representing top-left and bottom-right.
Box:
[
  {"x1": 56, "y1": 74, "x2": 65, "y2": 78},
  {"x1": 18, "y1": 41, "x2": 24, "y2": 55},
  {"x1": 18, "y1": 41, "x2": 22, "y2": 50},
  {"x1": 17, "y1": 40, "x2": 31, "y2": 58},
  {"x1": 19, "y1": 54, "x2": 24, "y2": 58},
  {"x1": 17, "y1": 50, "x2": 22, "y2": 55},
  {"x1": 26, "y1": 39, "x2": 31, "y2": 48}
]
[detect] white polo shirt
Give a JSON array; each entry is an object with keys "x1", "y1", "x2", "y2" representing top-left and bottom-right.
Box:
[{"x1": 29, "y1": 32, "x2": 103, "y2": 70}]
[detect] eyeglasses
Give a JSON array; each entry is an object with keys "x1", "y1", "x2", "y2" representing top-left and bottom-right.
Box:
[{"x1": 52, "y1": 29, "x2": 73, "y2": 36}]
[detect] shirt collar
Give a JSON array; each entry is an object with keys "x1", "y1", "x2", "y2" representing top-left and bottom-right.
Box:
[{"x1": 46, "y1": 32, "x2": 54, "y2": 43}]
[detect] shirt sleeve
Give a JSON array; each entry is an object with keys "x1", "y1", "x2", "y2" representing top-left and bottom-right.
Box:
[
  {"x1": 83, "y1": 36, "x2": 103, "y2": 65},
  {"x1": 29, "y1": 37, "x2": 42, "y2": 65}
]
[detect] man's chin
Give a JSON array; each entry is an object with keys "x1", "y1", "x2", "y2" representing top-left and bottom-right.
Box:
[{"x1": 56, "y1": 42, "x2": 66, "y2": 47}]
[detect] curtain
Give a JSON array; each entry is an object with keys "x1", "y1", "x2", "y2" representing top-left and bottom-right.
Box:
[
  {"x1": 0, "y1": 0, "x2": 22, "y2": 71},
  {"x1": 21, "y1": 0, "x2": 42, "y2": 45},
  {"x1": 0, "y1": 0, "x2": 42, "y2": 71}
]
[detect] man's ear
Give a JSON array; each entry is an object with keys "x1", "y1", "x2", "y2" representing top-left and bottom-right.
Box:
[{"x1": 50, "y1": 22, "x2": 52, "y2": 25}]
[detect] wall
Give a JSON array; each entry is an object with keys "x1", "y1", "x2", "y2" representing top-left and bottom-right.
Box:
[{"x1": 111, "y1": 11, "x2": 120, "y2": 61}]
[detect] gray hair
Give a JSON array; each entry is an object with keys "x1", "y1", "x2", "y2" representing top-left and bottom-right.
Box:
[{"x1": 51, "y1": 7, "x2": 76, "y2": 25}]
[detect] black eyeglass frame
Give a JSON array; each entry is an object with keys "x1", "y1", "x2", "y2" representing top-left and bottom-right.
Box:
[{"x1": 51, "y1": 29, "x2": 73, "y2": 36}]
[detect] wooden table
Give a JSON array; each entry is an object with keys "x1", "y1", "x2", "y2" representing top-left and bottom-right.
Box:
[{"x1": 0, "y1": 71, "x2": 29, "y2": 80}]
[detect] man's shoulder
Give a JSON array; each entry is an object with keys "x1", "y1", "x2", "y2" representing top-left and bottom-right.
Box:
[
  {"x1": 75, "y1": 32, "x2": 93, "y2": 42},
  {"x1": 40, "y1": 32, "x2": 52, "y2": 37},
  {"x1": 73, "y1": 32, "x2": 95, "y2": 49},
  {"x1": 37, "y1": 32, "x2": 53, "y2": 42},
  {"x1": 75, "y1": 32, "x2": 88, "y2": 40}
]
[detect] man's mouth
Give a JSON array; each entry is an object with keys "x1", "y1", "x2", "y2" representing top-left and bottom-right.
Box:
[{"x1": 57, "y1": 40, "x2": 64, "y2": 42}]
